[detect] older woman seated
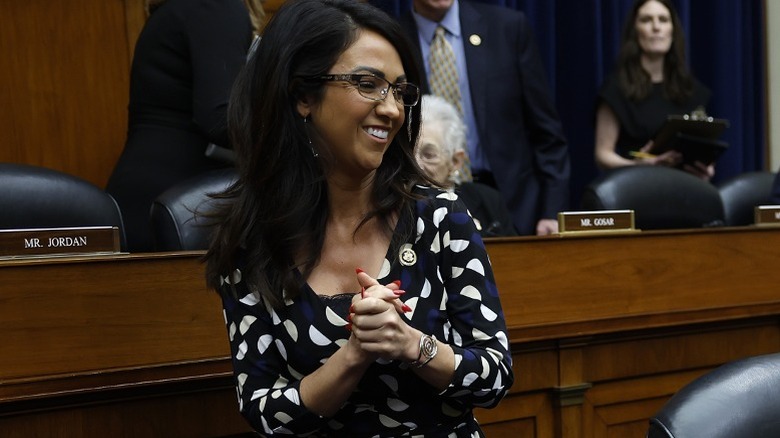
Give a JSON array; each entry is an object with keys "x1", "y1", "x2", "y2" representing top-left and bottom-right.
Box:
[{"x1": 417, "y1": 95, "x2": 517, "y2": 237}]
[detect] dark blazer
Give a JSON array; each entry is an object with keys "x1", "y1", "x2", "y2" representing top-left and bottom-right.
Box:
[
  {"x1": 106, "y1": 0, "x2": 252, "y2": 252},
  {"x1": 457, "y1": 182, "x2": 517, "y2": 237},
  {"x1": 401, "y1": 1, "x2": 570, "y2": 235}
]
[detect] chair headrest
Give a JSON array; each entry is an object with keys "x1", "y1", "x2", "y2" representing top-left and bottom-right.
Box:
[
  {"x1": 717, "y1": 171, "x2": 776, "y2": 226},
  {"x1": 648, "y1": 352, "x2": 780, "y2": 438},
  {"x1": 150, "y1": 168, "x2": 238, "y2": 251},
  {"x1": 581, "y1": 166, "x2": 725, "y2": 229},
  {"x1": 0, "y1": 163, "x2": 126, "y2": 249}
]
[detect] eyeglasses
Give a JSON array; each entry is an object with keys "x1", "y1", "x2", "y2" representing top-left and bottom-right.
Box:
[{"x1": 313, "y1": 73, "x2": 420, "y2": 107}]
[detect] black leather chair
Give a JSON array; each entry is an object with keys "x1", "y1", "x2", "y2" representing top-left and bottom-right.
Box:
[
  {"x1": 647, "y1": 352, "x2": 780, "y2": 438},
  {"x1": 581, "y1": 166, "x2": 725, "y2": 230},
  {"x1": 149, "y1": 168, "x2": 237, "y2": 251},
  {"x1": 717, "y1": 171, "x2": 777, "y2": 226},
  {"x1": 0, "y1": 162, "x2": 126, "y2": 250},
  {"x1": 772, "y1": 170, "x2": 780, "y2": 204}
]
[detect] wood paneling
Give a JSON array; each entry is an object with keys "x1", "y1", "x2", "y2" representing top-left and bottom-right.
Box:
[
  {"x1": 488, "y1": 228, "x2": 780, "y2": 340},
  {"x1": 0, "y1": 0, "x2": 131, "y2": 187},
  {"x1": 1, "y1": 0, "x2": 288, "y2": 189},
  {"x1": 0, "y1": 387, "x2": 248, "y2": 438},
  {"x1": 123, "y1": 0, "x2": 147, "y2": 62},
  {"x1": 0, "y1": 254, "x2": 226, "y2": 381},
  {"x1": 1, "y1": 227, "x2": 780, "y2": 437}
]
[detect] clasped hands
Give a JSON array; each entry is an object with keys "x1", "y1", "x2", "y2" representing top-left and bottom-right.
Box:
[{"x1": 346, "y1": 268, "x2": 419, "y2": 364}]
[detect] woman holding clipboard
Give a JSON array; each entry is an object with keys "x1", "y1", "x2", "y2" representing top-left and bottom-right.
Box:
[{"x1": 594, "y1": 0, "x2": 714, "y2": 180}]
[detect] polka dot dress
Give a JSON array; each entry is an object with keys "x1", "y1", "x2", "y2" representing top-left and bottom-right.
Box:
[{"x1": 219, "y1": 187, "x2": 514, "y2": 437}]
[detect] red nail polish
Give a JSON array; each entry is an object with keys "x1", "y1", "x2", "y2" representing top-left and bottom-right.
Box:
[
  {"x1": 360, "y1": 287, "x2": 365, "y2": 298},
  {"x1": 347, "y1": 313, "x2": 352, "y2": 322},
  {"x1": 355, "y1": 268, "x2": 364, "y2": 274},
  {"x1": 394, "y1": 290, "x2": 406, "y2": 296},
  {"x1": 346, "y1": 323, "x2": 352, "y2": 331},
  {"x1": 401, "y1": 304, "x2": 412, "y2": 313},
  {"x1": 392, "y1": 280, "x2": 402, "y2": 287},
  {"x1": 349, "y1": 304, "x2": 355, "y2": 313}
]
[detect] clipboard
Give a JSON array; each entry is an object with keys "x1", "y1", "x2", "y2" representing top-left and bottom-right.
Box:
[
  {"x1": 666, "y1": 133, "x2": 728, "y2": 166},
  {"x1": 650, "y1": 115, "x2": 729, "y2": 165}
]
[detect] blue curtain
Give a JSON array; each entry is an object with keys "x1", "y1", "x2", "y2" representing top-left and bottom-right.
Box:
[{"x1": 370, "y1": 0, "x2": 766, "y2": 208}]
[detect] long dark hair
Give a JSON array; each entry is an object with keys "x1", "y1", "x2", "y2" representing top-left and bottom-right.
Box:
[
  {"x1": 204, "y1": 0, "x2": 425, "y2": 308},
  {"x1": 617, "y1": 0, "x2": 694, "y2": 103}
]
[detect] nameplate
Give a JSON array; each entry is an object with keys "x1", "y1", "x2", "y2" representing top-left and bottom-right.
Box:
[
  {"x1": 558, "y1": 210, "x2": 638, "y2": 235},
  {"x1": 0, "y1": 226, "x2": 121, "y2": 258},
  {"x1": 754, "y1": 205, "x2": 780, "y2": 226}
]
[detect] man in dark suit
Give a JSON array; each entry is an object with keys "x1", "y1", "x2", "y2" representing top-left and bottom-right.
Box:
[{"x1": 399, "y1": 0, "x2": 570, "y2": 235}]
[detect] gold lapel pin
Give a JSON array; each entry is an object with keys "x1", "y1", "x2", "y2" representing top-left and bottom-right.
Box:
[{"x1": 399, "y1": 245, "x2": 417, "y2": 267}]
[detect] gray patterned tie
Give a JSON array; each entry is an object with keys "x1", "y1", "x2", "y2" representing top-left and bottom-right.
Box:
[{"x1": 428, "y1": 26, "x2": 462, "y2": 114}]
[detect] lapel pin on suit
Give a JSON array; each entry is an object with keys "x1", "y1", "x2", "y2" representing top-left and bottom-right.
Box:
[{"x1": 469, "y1": 34, "x2": 482, "y2": 46}]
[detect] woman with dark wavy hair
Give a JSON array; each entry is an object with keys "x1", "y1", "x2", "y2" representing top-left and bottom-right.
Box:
[
  {"x1": 595, "y1": 0, "x2": 713, "y2": 180},
  {"x1": 204, "y1": 1, "x2": 513, "y2": 436}
]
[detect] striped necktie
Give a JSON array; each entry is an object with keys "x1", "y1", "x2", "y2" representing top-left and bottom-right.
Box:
[{"x1": 428, "y1": 26, "x2": 462, "y2": 114}]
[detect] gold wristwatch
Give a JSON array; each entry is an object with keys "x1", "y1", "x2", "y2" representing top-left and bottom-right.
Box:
[{"x1": 410, "y1": 334, "x2": 437, "y2": 368}]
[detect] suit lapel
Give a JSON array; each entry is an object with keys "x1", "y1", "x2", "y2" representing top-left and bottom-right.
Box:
[
  {"x1": 459, "y1": 1, "x2": 488, "y2": 138},
  {"x1": 399, "y1": 13, "x2": 430, "y2": 93}
]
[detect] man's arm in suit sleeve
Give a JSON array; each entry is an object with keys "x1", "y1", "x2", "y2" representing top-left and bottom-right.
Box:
[{"x1": 514, "y1": 13, "x2": 571, "y2": 219}]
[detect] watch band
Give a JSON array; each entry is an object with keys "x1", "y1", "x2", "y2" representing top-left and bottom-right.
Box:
[{"x1": 410, "y1": 334, "x2": 437, "y2": 368}]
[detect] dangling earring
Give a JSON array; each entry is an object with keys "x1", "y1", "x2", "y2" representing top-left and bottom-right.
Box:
[
  {"x1": 303, "y1": 115, "x2": 318, "y2": 158},
  {"x1": 407, "y1": 110, "x2": 413, "y2": 143}
]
